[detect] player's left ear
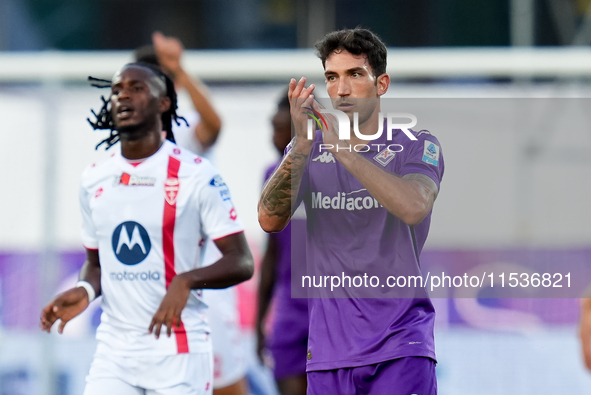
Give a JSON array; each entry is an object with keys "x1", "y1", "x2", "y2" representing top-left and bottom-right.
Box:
[
  {"x1": 376, "y1": 73, "x2": 390, "y2": 96},
  {"x1": 159, "y1": 96, "x2": 171, "y2": 114}
]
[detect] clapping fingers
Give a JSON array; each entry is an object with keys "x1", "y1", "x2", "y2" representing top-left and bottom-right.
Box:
[
  {"x1": 288, "y1": 77, "x2": 315, "y2": 100},
  {"x1": 288, "y1": 77, "x2": 317, "y2": 140}
]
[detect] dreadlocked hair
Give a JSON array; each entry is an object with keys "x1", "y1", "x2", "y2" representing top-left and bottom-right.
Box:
[{"x1": 87, "y1": 62, "x2": 187, "y2": 150}]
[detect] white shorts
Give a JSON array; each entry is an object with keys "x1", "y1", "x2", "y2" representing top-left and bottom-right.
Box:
[
  {"x1": 203, "y1": 287, "x2": 247, "y2": 389},
  {"x1": 83, "y1": 351, "x2": 213, "y2": 395}
]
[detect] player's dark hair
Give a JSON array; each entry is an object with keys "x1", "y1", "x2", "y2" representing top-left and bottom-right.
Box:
[
  {"x1": 133, "y1": 45, "x2": 160, "y2": 67},
  {"x1": 87, "y1": 62, "x2": 186, "y2": 150},
  {"x1": 314, "y1": 27, "x2": 387, "y2": 78}
]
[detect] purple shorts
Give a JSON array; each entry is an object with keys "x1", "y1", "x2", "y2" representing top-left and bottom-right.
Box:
[
  {"x1": 268, "y1": 313, "x2": 309, "y2": 379},
  {"x1": 307, "y1": 357, "x2": 437, "y2": 395},
  {"x1": 269, "y1": 341, "x2": 308, "y2": 380}
]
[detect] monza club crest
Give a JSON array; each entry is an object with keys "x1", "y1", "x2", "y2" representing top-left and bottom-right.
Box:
[{"x1": 164, "y1": 178, "x2": 180, "y2": 205}]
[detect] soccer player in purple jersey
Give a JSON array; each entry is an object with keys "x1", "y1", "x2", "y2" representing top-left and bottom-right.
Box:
[
  {"x1": 258, "y1": 28, "x2": 443, "y2": 394},
  {"x1": 257, "y1": 93, "x2": 308, "y2": 395}
]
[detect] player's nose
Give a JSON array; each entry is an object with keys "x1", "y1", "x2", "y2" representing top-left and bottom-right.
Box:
[
  {"x1": 116, "y1": 86, "x2": 132, "y2": 102},
  {"x1": 337, "y1": 78, "x2": 351, "y2": 97}
]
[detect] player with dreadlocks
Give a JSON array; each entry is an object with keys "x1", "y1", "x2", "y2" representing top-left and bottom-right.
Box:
[
  {"x1": 87, "y1": 61, "x2": 185, "y2": 150},
  {"x1": 133, "y1": 33, "x2": 253, "y2": 395},
  {"x1": 41, "y1": 62, "x2": 254, "y2": 395}
]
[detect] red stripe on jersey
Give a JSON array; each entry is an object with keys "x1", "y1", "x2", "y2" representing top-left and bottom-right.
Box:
[
  {"x1": 162, "y1": 156, "x2": 189, "y2": 354},
  {"x1": 174, "y1": 322, "x2": 189, "y2": 354},
  {"x1": 163, "y1": 156, "x2": 180, "y2": 288}
]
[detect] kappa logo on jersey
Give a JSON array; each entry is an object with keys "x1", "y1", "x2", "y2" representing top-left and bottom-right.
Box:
[
  {"x1": 229, "y1": 208, "x2": 238, "y2": 220},
  {"x1": 312, "y1": 152, "x2": 335, "y2": 164},
  {"x1": 373, "y1": 147, "x2": 396, "y2": 167},
  {"x1": 422, "y1": 141, "x2": 440, "y2": 166},
  {"x1": 164, "y1": 178, "x2": 180, "y2": 205},
  {"x1": 111, "y1": 221, "x2": 151, "y2": 265},
  {"x1": 114, "y1": 173, "x2": 156, "y2": 187}
]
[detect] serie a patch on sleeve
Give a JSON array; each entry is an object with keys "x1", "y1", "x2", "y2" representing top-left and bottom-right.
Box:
[{"x1": 422, "y1": 140, "x2": 440, "y2": 166}]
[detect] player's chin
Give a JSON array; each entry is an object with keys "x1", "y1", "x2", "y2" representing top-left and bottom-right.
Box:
[
  {"x1": 115, "y1": 117, "x2": 139, "y2": 130},
  {"x1": 116, "y1": 121, "x2": 146, "y2": 139}
]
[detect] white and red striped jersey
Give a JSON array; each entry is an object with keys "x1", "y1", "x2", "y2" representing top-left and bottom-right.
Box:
[{"x1": 79, "y1": 139, "x2": 243, "y2": 357}]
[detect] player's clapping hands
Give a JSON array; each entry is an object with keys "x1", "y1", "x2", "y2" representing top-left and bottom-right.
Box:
[
  {"x1": 309, "y1": 99, "x2": 345, "y2": 155},
  {"x1": 40, "y1": 287, "x2": 90, "y2": 334},
  {"x1": 288, "y1": 77, "x2": 346, "y2": 155},
  {"x1": 288, "y1": 77, "x2": 317, "y2": 154},
  {"x1": 149, "y1": 274, "x2": 191, "y2": 339}
]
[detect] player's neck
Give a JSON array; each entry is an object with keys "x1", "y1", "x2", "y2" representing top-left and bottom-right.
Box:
[{"x1": 120, "y1": 130, "x2": 164, "y2": 160}]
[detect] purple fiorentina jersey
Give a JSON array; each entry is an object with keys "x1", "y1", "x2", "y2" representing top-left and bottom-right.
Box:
[
  {"x1": 264, "y1": 162, "x2": 308, "y2": 349},
  {"x1": 293, "y1": 128, "x2": 444, "y2": 371}
]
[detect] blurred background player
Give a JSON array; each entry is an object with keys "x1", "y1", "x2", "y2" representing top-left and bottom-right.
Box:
[
  {"x1": 134, "y1": 33, "x2": 251, "y2": 395},
  {"x1": 40, "y1": 62, "x2": 254, "y2": 394},
  {"x1": 135, "y1": 31, "x2": 221, "y2": 156},
  {"x1": 256, "y1": 93, "x2": 308, "y2": 395}
]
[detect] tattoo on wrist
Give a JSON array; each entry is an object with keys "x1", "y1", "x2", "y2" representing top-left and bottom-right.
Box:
[{"x1": 262, "y1": 151, "x2": 308, "y2": 217}]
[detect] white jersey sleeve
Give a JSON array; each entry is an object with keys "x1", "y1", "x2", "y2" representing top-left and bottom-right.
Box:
[
  {"x1": 198, "y1": 172, "x2": 243, "y2": 241},
  {"x1": 80, "y1": 172, "x2": 98, "y2": 249}
]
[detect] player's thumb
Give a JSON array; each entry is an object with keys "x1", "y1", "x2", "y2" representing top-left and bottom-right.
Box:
[{"x1": 57, "y1": 317, "x2": 70, "y2": 334}]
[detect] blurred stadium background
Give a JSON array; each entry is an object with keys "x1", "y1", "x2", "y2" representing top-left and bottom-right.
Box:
[{"x1": 2, "y1": 0, "x2": 591, "y2": 394}]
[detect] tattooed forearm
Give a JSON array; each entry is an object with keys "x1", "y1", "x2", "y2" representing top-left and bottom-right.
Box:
[
  {"x1": 260, "y1": 150, "x2": 308, "y2": 219},
  {"x1": 258, "y1": 136, "x2": 312, "y2": 232}
]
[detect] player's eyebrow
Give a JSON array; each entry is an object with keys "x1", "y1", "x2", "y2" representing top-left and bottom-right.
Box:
[
  {"x1": 111, "y1": 79, "x2": 145, "y2": 89},
  {"x1": 347, "y1": 67, "x2": 366, "y2": 74},
  {"x1": 324, "y1": 67, "x2": 368, "y2": 78}
]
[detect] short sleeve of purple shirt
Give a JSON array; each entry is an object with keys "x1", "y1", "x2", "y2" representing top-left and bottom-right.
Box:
[{"x1": 398, "y1": 131, "x2": 444, "y2": 190}]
